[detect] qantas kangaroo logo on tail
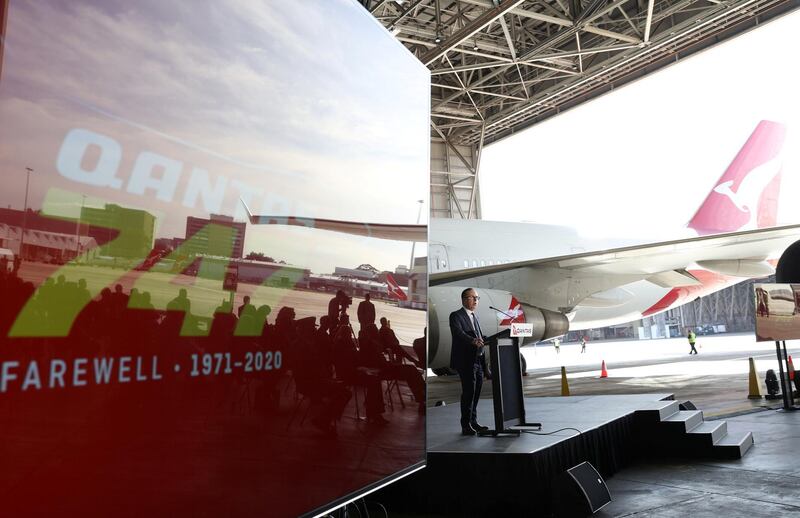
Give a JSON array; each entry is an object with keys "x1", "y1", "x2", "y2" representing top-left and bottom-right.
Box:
[
  {"x1": 386, "y1": 274, "x2": 408, "y2": 301},
  {"x1": 498, "y1": 296, "x2": 525, "y2": 326},
  {"x1": 689, "y1": 120, "x2": 786, "y2": 236},
  {"x1": 711, "y1": 157, "x2": 782, "y2": 230}
]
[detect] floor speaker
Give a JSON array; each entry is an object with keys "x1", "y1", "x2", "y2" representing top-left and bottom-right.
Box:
[{"x1": 553, "y1": 461, "x2": 611, "y2": 517}]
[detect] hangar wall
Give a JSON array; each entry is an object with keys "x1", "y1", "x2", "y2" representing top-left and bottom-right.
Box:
[{"x1": 430, "y1": 136, "x2": 481, "y2": 220}]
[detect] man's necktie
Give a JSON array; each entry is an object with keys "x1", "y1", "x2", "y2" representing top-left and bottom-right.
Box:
[{"x1": 472, "y1": 313, "x2": 482, "y2": 338}]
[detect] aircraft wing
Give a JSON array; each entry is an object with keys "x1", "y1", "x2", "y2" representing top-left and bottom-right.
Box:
[
  {"x1": 241, "y1": 201, "x2": 426, "y2": 242},
  {"x1": 430, "y1": 224, "x2": 800, "y2": 296}
]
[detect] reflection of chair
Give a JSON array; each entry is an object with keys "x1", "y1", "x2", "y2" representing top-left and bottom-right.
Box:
[
  {"x1": 286, "y1": 375, "x2": 313, "y2": 430},
  {"x1": 350, "y1": 367, "x2": 381, "y2": 420},
  {"x1": 285, "y1": 393, "x2": 313, "y2": 430},
  {"x1": 384, "y1": 378, "x2": 406, "y2": 410},
  {"x1": 348, "y1": 382, "x2": 366, "y2": 420},
  {"x1": 232, "y1": 377, "x2": 253, "y2": 416}
]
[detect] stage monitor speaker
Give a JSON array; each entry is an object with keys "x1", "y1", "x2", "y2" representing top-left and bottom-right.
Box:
[
  {"x1": 553, "y1": 461, "x2": 611, "y2": 517},
  {"x1": 679, "y1": 401, "x2": 697, "y2": 411}
]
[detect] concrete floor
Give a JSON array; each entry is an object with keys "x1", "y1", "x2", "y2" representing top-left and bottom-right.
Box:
[
  {"x1": 427, "y1": 333, "x2": 800, "y2": 417},
  {"x1": 376, "y1": 408, "x2": 800, "y2": 518},
  {"x1": 598, "y1": 408, "x2": 800, "y2": 517},
  {"x1": 379, "y1": 334, "x2": 800, "y2": 517}
]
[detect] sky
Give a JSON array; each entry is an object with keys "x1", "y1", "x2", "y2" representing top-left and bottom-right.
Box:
[
  {"x1": 481, "y1": 8, "x2": 800, "y2": 242},
  {"x1": 0, "y1": 0, "x2": 429, "y2": 273}
]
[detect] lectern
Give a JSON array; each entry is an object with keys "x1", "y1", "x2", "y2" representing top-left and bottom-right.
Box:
[{"x1": 479, "y1": 331, "x2": 541, "y2": 437}]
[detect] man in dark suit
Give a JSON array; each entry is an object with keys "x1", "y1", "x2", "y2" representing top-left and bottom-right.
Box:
[
  {"x1": 449, "y1": 288, "x2": 489, "y2": 435},
  {"x1": 357, "y1": 293, "x2": 376, "y2": 328}
]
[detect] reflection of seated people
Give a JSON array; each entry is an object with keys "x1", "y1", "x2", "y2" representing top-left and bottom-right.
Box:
[
  {"x1": 238, "y1": 295, "x2": 256, "y2": 318},
  {"x1": 214, "y1": 299, "x2": 233, "y2": 314},
  {"x1": 316, "y1": 315, "x2": 335, "y2": 371},
  {"x1": 293, "y1": 317, "x2": 351, "y2": 436},
  {"x1": 164, "y1": 288, "x2": 193, "y2": 335},
  {"x1": 75, "y1": 279, "x2": 91, "y2": 308},
  {"x1": 167, "y1": 288, "x2": 191, "y2": 313},
  {"x1": 235, "y1": 298, "x2": 261, "y2": 336},
  {"x1": 412, "y1": 328, "x2": 427, "y2": 370},
  {"x1": 111, "y1": 283, "x2": 130, "y2": 315},
  {"x1": 379, "y1": 318, "x2": 416, "y2": 366},
  {"x1": 254, "y1": 304, "x2": 272, "y2": 337},
  {"x1": 359, "y1": 324, "x2": 425, "y2": 414},
  {"x1": 332, "y1": 323, "x2": 387, "y2": 425},
  {"x1": 274, "y1": 306, "x2": 297, "y2": 358},
  {"x1": 211, "y1": 300, "x2": 237, "y2": 337}
]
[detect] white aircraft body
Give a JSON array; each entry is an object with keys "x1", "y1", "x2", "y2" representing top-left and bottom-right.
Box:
[{"x1": 244, "y1": 120, "x2": 800, "y2": 374}]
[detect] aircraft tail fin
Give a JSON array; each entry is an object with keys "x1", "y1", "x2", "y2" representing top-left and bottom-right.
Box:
[
  {"x1": 688, "y1": 120, "x2": 786, "y2": 236},
  {"x1": 386, "y1": 273, "x2": 408, "y2": 301}
]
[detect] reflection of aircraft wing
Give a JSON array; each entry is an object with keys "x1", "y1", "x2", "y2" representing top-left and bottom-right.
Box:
[{"x1": 241, "y1": 200, "x2": 425, "y2": 242}]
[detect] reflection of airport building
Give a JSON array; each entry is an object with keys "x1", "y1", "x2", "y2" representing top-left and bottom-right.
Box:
[
  {"x1": 309, "y1": 274, "x2": 391, "y2": 298},
  {"x1": 81, "y1": 204, "x2": 155, "y2": 259},
  {"x1": 0, "y1": 223, "x2": 98, "y2": 263},
  {"x1": 196, "y1": 256, "x2": 309, "y2": 288},
  {"x1": 402, "y1": 256, "x2": 427, "y2": 310},
  {"x1": 334, "y1": 263, "x2": 379, "y2": 280},
  {"x1": 185, "y1": 215, "x2": 245, "y2": 258}
]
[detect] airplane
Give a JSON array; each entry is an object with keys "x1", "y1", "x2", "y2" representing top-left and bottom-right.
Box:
[
  {"x1": 243, "y1": 120, "x2": 800, "y2": 375},
  {"x1": 386, "y1": 273, "x2": 409, "y2": 301}
]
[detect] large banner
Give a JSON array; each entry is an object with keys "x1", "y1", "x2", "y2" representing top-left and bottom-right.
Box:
[
  {"x1": 0, "y1": 1, "x2": 429, "y2": 516},
  {"x1": 754, "y1": 283, "x2": 800, "y2": 341}
]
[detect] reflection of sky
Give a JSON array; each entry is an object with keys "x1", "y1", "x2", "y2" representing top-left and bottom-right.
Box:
[
  {"x1": 0, "y1": 0, "x2": 429, "y2": 273},
  {"x1": 482, "y1": 9, "x2": 800, "y2": 241}
]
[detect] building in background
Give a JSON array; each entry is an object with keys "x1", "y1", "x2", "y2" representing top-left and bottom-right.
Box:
[
  {"x1": 401, "y1": 256, "x2": 426, "y2": 310},
  {"x1": 334, "y1": 263, "x2": 380, "y2": 280},
  {"x1": 81, "y1": 204, "x2": 155, "y2": 259},
  {"x1": 184, "y1": 214, "x2": 245, "y2": 259}
]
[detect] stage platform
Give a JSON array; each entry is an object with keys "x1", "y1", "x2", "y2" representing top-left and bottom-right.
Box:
[
  {"x1": 428, "y1": 393, "x2": 674, "y2": 455},
  {"x1": 377, "y1": 393, "x2": 678, "y2": 516}
]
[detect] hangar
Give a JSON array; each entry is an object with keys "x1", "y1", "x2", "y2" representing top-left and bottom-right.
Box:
[
  {"x1": 359, "y1": 2, "x2": 800, "y2": 517},
  {"x1": 364, "y1": 0, "x2": 798, "y2": 219}
]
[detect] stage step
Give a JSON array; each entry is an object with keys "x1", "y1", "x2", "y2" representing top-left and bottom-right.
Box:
[
  {"x1": 661, "y1": 410, "x2": 704, "y2": 432},
  {"x1": 712, "y1": 430, "x2": 754, "y2": 460},
  {"x1": 686, "y1": 420, "x2": 727, "y2": 446},
  {"x1": 634, "y1": 400, "x2": 680, "y2": 423},
  {"x1": 635, "y1": 403, "x2": 753, "y2": 460}
]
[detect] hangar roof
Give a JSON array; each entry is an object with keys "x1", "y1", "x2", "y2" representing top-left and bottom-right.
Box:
[{"x1": 364, "y1": 0, "x2": 797, "y2": 146}]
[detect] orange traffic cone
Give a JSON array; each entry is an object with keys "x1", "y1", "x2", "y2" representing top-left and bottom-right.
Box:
[
  {"x1": 600, "y1": 360, "x2": 608, "y2": 378},
  {"x1": 789, "y1": 356, "x2": 795, "y2": 381}
]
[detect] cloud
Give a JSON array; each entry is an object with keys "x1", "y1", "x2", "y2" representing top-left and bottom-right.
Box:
[{"x1": 0, "y1": 0, "x2": 429, "y2": 271}]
